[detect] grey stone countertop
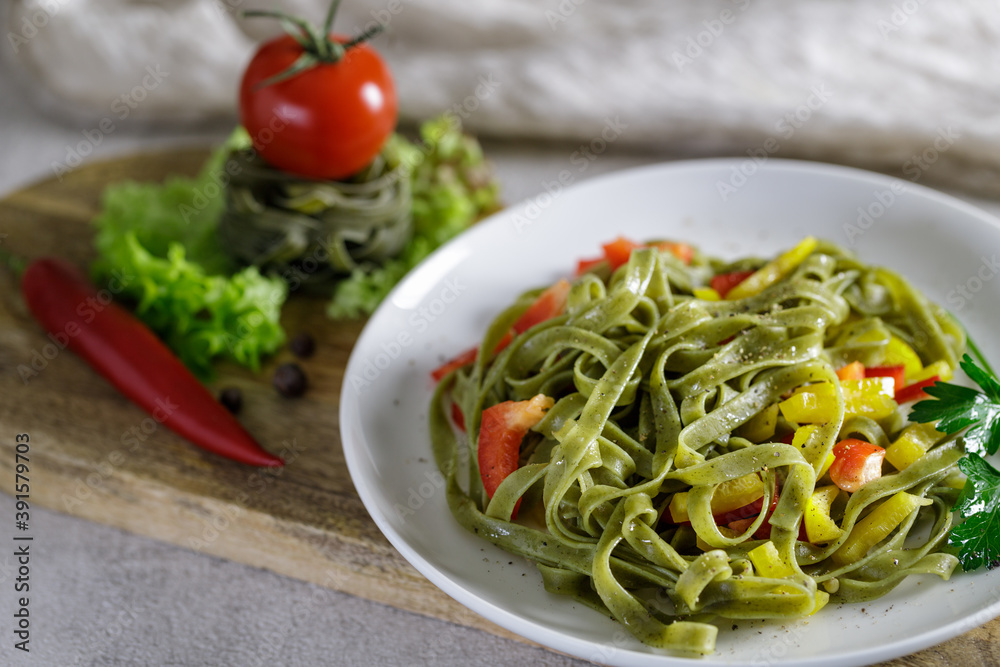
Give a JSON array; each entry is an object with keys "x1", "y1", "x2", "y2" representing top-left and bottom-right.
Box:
[{"x1": 3, "y1": 57, "x2": 1000, "y2": 667}]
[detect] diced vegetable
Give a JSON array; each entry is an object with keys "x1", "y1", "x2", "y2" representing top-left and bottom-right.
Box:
[
  {"x1": 779, "y1": 383, "x2": 837, "y2": 424},
  {"x1": 668, "y1": 473, "x2": 765, "y2": 523},
  {"x1": 693, "y1": 287, "x2": 721, "y2": 301},
  {"x1": 841, "y1": 377, "x2": 898, "y2": 420},
  {"x1": 748, "y1": 541, "x2": 795, "y2": 578},
  {"x1": 804, "y1": 485, "x2": 843, "y2": 543},
  {"x1": 725, "y1": 237, "x2": 817, "y2": 300},
  {"x1": 865, "y1": 365, "x2": 906, "y2": 394},
  {"x1": 909, "y1": 360, "x2": 953, "y2": 384},
  {"x1": 477, "y1": 394, "x2": 554, "y2": 517},
  {"x1": 829, "y1": 439, "x2": 886, "y2": 493},
  {"x1": 833, "y1": 491, "x2": 930, "y2": 566},
  {"x1": 882, "y1": 335, "x2": 923, "y2": 379},
  {"x1": 431, "y1": 280, "x2": 568, "y2": 382},
  {"x1": 885, "y1": 422, "x2": 945, "y2": 470},
  {"x1": 895, "y1": 376, "x2": 940, "y2": 404},
  {"x1": 709, "y1": 270, "x2": 754, "y2": 299},
  {"x1": 836, "y1": 361, "x2": 865, "y2": 381}
]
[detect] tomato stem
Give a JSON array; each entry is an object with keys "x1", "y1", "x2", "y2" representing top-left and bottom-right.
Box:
[{"x1": 242, "y1": 0, "x2": 384, "y2": 88}]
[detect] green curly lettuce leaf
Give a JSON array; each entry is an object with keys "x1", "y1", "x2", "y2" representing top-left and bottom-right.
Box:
[
  {"x1": 327, "y1": 116, "x2": 501, "y2": 319},
  {"x1": 92, "y1": 129, "x2": 286, "y2": 379}
]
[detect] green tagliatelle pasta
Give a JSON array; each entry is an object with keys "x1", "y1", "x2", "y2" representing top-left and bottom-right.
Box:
[{"x1": 429, "y1": 238, "x2": 967, "y2": 656}]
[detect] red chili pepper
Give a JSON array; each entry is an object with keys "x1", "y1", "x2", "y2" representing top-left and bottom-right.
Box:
[
  {"x1": 21, "y1": 258, "x2": 283, "y2": 467},
  {"x1": 710, "y1": 270, "x2": 755, "y2": 298}
]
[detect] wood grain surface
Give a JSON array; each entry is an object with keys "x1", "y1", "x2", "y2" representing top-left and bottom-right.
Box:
[{"x1": 0, "y1": 150, "x2": 996, "y2": 666}]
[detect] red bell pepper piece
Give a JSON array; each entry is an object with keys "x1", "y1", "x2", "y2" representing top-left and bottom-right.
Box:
[
  {"x1": 430, "y1": 346, "x2": 480, "y2": 382},
  {"x1": 829, "y1": 438, "x2": 885, "y2": 493},
  {"x1": 477, "y1": 394, "x2": 554, "y2": 517},
  {"x1": 865, "y1": 365, "x2": 906, "y2": 394},
  {"x1": 710, "y1": 270, "x2": 755, "y2": 298},
  {"x1": 895, "y1": 376, "x2": 939, "y2": 404},
  {"x1": 576, "y1": 238, "x2": 693, "y2": 276},
  {"x1": 431, "y1": 280, "x2": 570, "y2": 382},
  {"x1": 20, "y1": 258, "x2": 283, "y2": 467},
  {"x1": 601, "y1": 237, "x2": 641, "y2": 271}
]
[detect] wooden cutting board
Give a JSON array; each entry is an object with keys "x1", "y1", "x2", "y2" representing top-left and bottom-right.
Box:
[{"x1": 0, "y1": 150, "x2": 997, "y2": 666}]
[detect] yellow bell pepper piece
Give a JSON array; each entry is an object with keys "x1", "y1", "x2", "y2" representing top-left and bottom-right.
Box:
[
  {"x1": 885, "y1": 422, "x2": 945, "y2": 470},
  {"x1": 779, "y1": 378, "x2": 897, "y2": 424},
  {"x1": 734, "y1": 404, "x2": 779, "y2": 443},
  {"x1": 668, "y1": 473, "x2": 764, "y2": 523},
  {"x1": 908, "y1": 360, "x2": 954, "y2": 384},
  {"x1": 882, "y1": 336, "x2": 923, "y2": 378},
  {"x1": 804, "y1": 485, "x2": 843, "y2": 543},
  {"x1": 693, "y1": 287, "x2": 721, "y2": 301},
  {"x1": 791, "y1": 425, "x2": 835, "y2": 477},
  {"x1": 748, "y1": 541, "x2": 795, "y2": 578},
  {"x1": 841, "y1": 377, "x2": 898, "y2": 420},
  {"x1": 808, "y1": 590, "x2": 831, "y2": 616},
  {"x1": 832, "y1": 491, "x2": 931, "y2": 566},
  {"x1": 725, "y1": 237, "x2": 818, "y2": 300},
  {"x1": 779, "y1": 383, "x2": 838, "y2": 424}
]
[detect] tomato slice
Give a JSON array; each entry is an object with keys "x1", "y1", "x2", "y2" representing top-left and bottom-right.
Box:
[
  {"x1": 829, "y1": 439, "x2": 886, "y2": 493},
  {"x1": 865, "y1": 365, "x2": 906, "y2": 394},
  {"x1": 513, "y1": 279, "x2": 570, "y2": 334},
  {"x1": 895, "y1": 376, "x2": 939, "y2": 404},
  {"x1": 710, "y1": 270, "x2": 755, "y2": 298},
  {"x1": 576, "y1": 257, "x2": 604, "y2": 275},
  {"x1": 432, "y1": 281, "x2": 570, "y2": 382},
  {"x1": 430, "y1": 346, "x2": 479, "y2": 382},
  {"x1": 600, "y1": 237, "x2": 641, "y2": 271},
  {"x1": 477, "y1": 394, "x2": 554, "y2": 517}
]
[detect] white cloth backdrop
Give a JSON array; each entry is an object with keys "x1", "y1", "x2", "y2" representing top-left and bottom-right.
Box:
[{"x1": 5, "y1": 0, "x2": 1000, "y2": 195}]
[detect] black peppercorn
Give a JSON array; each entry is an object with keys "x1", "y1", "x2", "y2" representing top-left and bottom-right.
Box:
[
  {"x1": 273, "y1": 362, "x2": 308, "y2": 398},
  {"x1": 289, "y1": 332, "x2": 316, "y2": 359},
  {"x1": 219, "y1": 387, "x2": 243, "y2": 414}
]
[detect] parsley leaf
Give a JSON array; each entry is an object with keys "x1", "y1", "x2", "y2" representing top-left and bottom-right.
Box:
[
  {"x1": 949, "y1": 454, "x2": 1000, "y2": 571},
  {"x1": 910, "y1": 354, "x2": 1000, "y2": 457}
]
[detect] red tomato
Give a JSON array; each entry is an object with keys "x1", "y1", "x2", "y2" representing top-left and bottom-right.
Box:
[
  {"x1": 239, "y1": 33, "x2": 397, "y2": 181},
  {"x1": 430, "y1": 281, "x2": 569, "y2": 382},
  {"x1": 477, "y1": 395, "x2": 554, "y2": 517},
  {"x1": 601, "y1": 237, "x2": 641, "y2": 270},
  {"x1": 829, "y1": 439, "x2": 886, "y2": 493},
  {"x1": 513, "y1": 280, "x2": 571, "y2": 334},
  {"x1": 710, "y1": 270, "x2": 755, "y2": 298}
]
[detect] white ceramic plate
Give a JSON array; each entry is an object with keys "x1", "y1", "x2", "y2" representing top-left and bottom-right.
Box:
[{"x1": 340, "y1": 158, "x2": 1000, "y2": 666}]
